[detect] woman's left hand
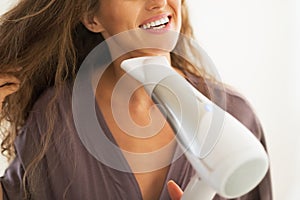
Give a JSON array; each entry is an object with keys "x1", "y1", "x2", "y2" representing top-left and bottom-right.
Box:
[
  {"x1": 0, "y1": 73, "x2": 20, "y2": 112},
  {"x1": 167, "y1": 180, "x2": 183, "y2": 200}
]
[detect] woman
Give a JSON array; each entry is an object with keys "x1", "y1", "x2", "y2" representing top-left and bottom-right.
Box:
[{"x1": 0, "y1": 0, "x2": 272, "y2": 199}]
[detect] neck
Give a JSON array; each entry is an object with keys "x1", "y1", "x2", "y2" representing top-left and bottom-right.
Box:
[{"x1": 96, "y1": 53, "x2": 171, "y2": 107}]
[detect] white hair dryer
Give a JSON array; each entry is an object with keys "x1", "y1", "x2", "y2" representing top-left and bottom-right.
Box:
[{"x1": 121, "y1": 56, "x2": 269, "y2": 199}]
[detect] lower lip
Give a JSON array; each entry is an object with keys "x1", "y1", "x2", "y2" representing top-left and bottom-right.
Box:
[{"x1": 140, "y1": 18, "x2": 172, "y2": 34}]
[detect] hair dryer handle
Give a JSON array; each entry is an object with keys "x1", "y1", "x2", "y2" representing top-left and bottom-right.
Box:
[{"x1": 181, "y1": 175, "x2": 216, "y2": 200}]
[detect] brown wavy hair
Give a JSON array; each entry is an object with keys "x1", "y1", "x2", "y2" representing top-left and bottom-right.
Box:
[{"x1": 0, "y1": 0, "x2": 202, "y2": 198}]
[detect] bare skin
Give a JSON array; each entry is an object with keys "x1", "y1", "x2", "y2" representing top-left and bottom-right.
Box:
[
  {"x1": 0, "y1": 72, "x2": 20, "y2": 112},
  {"x1": 82, "y1": 0, "x2": 185, "y2": 197},
  {"x1": 95, "y1": 55, "x2": 185, "y2": 200}
]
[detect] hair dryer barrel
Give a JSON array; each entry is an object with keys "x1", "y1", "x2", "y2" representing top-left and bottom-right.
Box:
[{"x1": 152, "y1": 75, "x2": 269, "y2": 198}]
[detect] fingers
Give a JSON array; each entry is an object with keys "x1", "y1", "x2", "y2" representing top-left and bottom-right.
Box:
[
  {"x1": 167, "y1": 180, "x2": 183, "y2": 200},
  {"x1": 0, "y1": 83, "x2": 19, "y2": 98},
  {"x1": 0, "y1": 73, "x2": 20, "y2": 99},
  {"x1": 0, "y1": 83, "x2": 19, "y2": 112},
  {"x1": 0, "y1": 73, "x2": 20, "y2": 112},
  {"x1": 0, "y1": 74, "x2": 20, "y2": 87}
]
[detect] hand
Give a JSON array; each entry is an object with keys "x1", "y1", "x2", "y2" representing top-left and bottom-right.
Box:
[
  {"x1": 167, "y1": 180, "x2": 183, "y2": 200},
  {"x1": 0, "y1": 73, "x2": 20, "y2": 112}
]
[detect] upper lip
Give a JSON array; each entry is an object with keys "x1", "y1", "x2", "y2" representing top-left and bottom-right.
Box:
[{"x1": 139, "y1": 14, "x2": 171, "y2": 27}]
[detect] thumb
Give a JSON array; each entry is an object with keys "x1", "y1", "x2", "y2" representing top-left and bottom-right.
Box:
[{"x1": 167, "y1": 180, "x2": 183, "y2": 200}]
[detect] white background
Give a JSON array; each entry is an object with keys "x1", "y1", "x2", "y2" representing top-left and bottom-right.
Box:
[{"x1": 0, "y1": 0, "x2": 299, "y2": 199}]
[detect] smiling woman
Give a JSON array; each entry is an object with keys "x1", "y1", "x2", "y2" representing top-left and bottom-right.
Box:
[{"x1": 0, "y1": 0, "x2": 272, "y2": 200}]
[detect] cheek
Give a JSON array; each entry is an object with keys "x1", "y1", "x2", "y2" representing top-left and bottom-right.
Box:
[
  {"x1": 98, "y1": 15, "x2": 122, "y2": 36},
  {"x1": 106, "y1": 11, "x2": 135, "y2": 31},
  {"x1": 170, "y1": 0, "x2": 182, "y2": 22},
  {"x1": 171, "y1": 0, "x2": 182, "y2": 9}
]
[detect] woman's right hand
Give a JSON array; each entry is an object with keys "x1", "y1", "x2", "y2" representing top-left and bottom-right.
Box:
[{"x1": 0, "y1": 73, "x2": 20, "y2": 112}]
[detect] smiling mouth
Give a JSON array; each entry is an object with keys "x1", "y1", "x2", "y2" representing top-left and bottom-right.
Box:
[{"x1": 139, "y1": 16, "x2": 171, "y2": 30}]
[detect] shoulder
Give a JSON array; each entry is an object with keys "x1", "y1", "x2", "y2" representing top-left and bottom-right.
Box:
[
  {"x1": 15, "y1": 82, "x2": 75, "y2": 162},
  {"x1": 186, "y1": 73, "x2": 263, "y2": 140},
  {"x1": 221, "y1": 86, "x2": 263, "y2": 140}
]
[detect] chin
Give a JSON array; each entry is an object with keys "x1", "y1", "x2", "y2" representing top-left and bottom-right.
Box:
[{"x1": 104, "y1": 28, "x2": 179, "y2": 57}]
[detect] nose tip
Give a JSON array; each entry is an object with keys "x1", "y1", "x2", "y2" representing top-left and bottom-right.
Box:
[{"x1": 145, "y1": 0, "x2": 167, "y2": 10}]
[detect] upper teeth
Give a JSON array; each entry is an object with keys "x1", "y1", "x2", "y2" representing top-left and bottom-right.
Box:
[{"x1": 141, "y1": 16, "x2": 169, "y2": 29}]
